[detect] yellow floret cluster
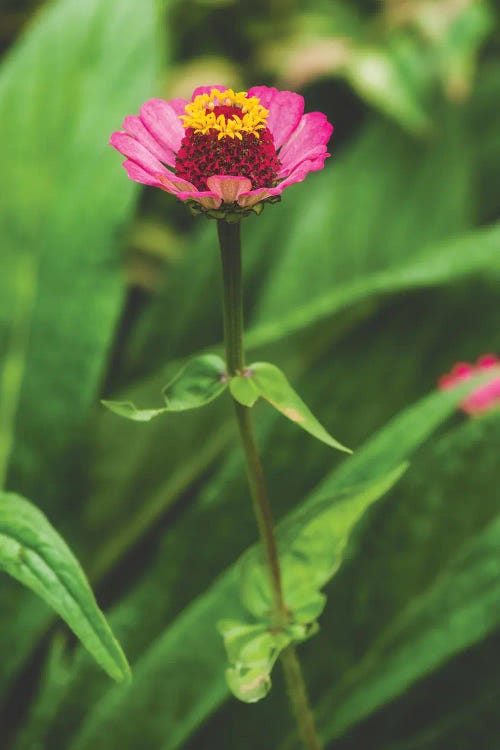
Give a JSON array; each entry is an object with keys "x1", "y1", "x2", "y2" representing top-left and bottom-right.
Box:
[{"x1": 179, "y1": 88, "x2": 269, "y2": 140}]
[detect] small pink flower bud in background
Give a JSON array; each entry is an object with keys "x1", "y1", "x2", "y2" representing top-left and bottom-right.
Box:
[{"x1": 438, "y1": 355, "x2": 500, "y2": 415}]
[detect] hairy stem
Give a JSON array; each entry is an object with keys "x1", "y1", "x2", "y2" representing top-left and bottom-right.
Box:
[{"x1": 217, "y1": 218, "x2": 323, "y2": 750}]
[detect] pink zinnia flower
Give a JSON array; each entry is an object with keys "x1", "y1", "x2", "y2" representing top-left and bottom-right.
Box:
[
  {"x1": 109, "y1": 85, "x2": 333, "y2": 218},
  {"x1": 438, "y1": 354, "x2": 500, "y2": 415}
]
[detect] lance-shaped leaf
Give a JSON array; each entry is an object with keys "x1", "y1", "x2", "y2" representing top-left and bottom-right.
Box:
[
  {"x1": 239, "y1": 464, "x2": 407, "y2": 622},
  {"x1": 218, "y1": 466, "x2": 407, "y2": 703},
  {"x1": 0, "y1": 493, "x2": 130, "y2": 683},
  {"x1": 231, "y1": 362, "x2": 351, "y2": 452},
  {"x1": 102, "y1": 354, "x2": 227, "y2": 421}
]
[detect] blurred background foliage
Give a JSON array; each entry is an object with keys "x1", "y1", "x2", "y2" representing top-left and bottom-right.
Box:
[{"x1": 0, "y1": 0, "x2": 499, "y2": 748}]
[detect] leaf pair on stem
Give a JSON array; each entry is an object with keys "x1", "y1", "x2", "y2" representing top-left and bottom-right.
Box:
[{"x1": 102, "y1": 353, "x2": 351, "y2": 454}]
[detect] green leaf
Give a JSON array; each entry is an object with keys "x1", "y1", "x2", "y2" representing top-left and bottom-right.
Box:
[
  {"x1": 344, "y1": 44, "x2": 430, "y2": 134},
  {"x1": 229, "y1": 375, "x2": 260, "y2": 407},
  {"x1": 0, "y1": 493, "x2": 130, "y2": 683},
  {"x1": 239, "y1": 465, "x2": 407, "y2": 623},
  {"x1": 214, "y1": 466, "x2": 407, "y2": 704},
  {"x1": 431, "y1": 0, "x2": 494, "y2": 98},
  {"x1": 248, "y1": 106, "x2": 477, "y2": 354},
  {"x1": 162, "y1": 354, "x2": 227, "y2": 409},
  {"x1": 56, "y1": 383, "x2": 491, "y2": 750},
  {"x1": 0, "y1": 0, "x2": 160, "y2": 506},
  {"x1": 102, "y1": 355, "x2": 228, "y2": 421},
  {"x1": 0, "y1": 0, "x2": 161, "y2": 699},
  {"x1": 99, "y1": 402, "x2": 167, "y2": 422},
  {"x1": 316, "y1": 510, "x2": 500, "y2": 745},
  {"x1": 232, "y1": 362, "x2": 351, "y2": 453},
  {"x1": 217, "y1": 620, "x2": 286, "y2": 703},
  {"x1": 248, "y1": 221, "x2": 500, "y2": 353}
]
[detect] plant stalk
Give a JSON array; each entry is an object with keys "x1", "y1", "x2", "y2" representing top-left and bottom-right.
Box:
[{"x1": 217, "y1": 218, "x2": 323, "y2": 750}]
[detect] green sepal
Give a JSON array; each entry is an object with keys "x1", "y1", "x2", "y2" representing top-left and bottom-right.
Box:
[
  {"x1": 231, "y1": 361, "x2": 351, "y2": 453},
  {"x1": 185, "y1": 195, "x2": 279, "y2": 223},
  {"x1": 102, "y1": 354, "x2": 228, "y2": 421}
]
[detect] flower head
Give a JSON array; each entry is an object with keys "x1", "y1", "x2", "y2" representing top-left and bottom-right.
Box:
[
  {"x1": 438, "y1": 354, "x2": 500, "y2": 415},
  {"x1": 109, "y1": 85, "x2": 333, "y2": 220}
]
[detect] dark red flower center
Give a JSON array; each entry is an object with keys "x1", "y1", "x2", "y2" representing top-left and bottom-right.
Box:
[{"x1": 175, "y1": 105, "x2": 281, "y2": 192}]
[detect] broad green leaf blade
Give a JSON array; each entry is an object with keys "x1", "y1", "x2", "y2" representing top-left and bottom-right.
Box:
[
  {"x1": 247, "y1": 221, "x2": 500, "y2": 353},
  {"x1": 316, "y1": 512, "x2": 500, "y2": 745},
  {"x1": 162, "y1": 354, "x2": 227, "y2": 410},
  {"x1": 67, "y1": 571, "x2": 243, "y2": 750},
  {"x1": 249, "y1": 362, "x2": 351, "y2": 453},
  {"x1": 253, "y1": 112, "x2": 473, "y2": 332},
  {"x1": 0, "y1": 0, "x2": 161, "y2": 698},
  {"x1": 62, "y1": 382, "x2": 495, "y2": 750},
  {"x1": 0, "y1": 493, "x2": 130, "y2": 683},
  {"x1": 0, "y1": 0, "x2": 160, "y2": 507},
  {"x1": 102, "y1": 355, "x2": 228, "y2": 421},
  {"x1": 239, "y1": 465, "x2": 407, "y2": 620}
]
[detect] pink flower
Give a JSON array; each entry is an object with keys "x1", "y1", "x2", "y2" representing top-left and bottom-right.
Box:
[
  {"x1": 109, "y1": 85, "x2": 333, "y2": 217},
  {"x1": 438, "y1": 354, "x2": 500, "y2": 415}
]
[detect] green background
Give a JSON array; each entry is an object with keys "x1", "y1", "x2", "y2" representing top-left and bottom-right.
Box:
[{"x1": 0, "y1": 0, "x2": 499, "y2": 748}]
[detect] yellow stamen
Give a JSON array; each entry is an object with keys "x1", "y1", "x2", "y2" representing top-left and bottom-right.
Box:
[{"x1": 179, "y1": 88, "x2": 269, "y2": 139}]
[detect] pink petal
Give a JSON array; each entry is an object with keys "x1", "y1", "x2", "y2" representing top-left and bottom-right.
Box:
[
  {"x1": 168, "y1": 97, "x2": 188, "y2": 115},
  {"x1": 278, "y1": 112, "x2": 333, "y2": 174},
  {"x1": 206, "y1": 175, "x2": 252, "y2": 204},
  {"x1": 158, "y1": 174, "x2": 222, "y2": 208},
  {"x1": 122, "y1": 115, "x2": 175, "y2": 167},
  {"x1": 158, "y1": 174, "x2": 200, "y2": 194},
  {"x1": 123, "y1": 160, "x2": 165, "y2": 189},
  {"x1": 237, "y1": 187, "x2": 271, "y2": 208},
  {"x1": 452, "y1": 363, "x2": 473, "y2": 379},
  {"x1": 110, "y1": 131, "x2": 170, "y2": 177},
  {"x1": 190, "y1": 85, "x2": 227, "y2": 100},
  {"x1": 463, "y1": 377, "x2": 500, "y2": 414},
  {"x1": 268, "y1": 153, "x2": 329, "y2": 196},
  {"x1": 247, "y1": 86, "x2": 304, "y2": 149},
  {"x1": 139, "y1": 98, "x2": 184, "y2": 155}
]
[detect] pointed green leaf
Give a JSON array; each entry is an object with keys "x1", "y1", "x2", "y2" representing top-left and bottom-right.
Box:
[
  {"x1": 162, "y1": 354, "x2": 227, "y2": 410},
  {"x1": 102, "y1": 354, "x2": 228, "y2": 421},
  {"x1": 0, "y1": 493, "x2": 130, "y2": 683},
  {"x1": 100, "y1": 401, "x2": 169, "y2": 422},
  {"x1": 247, "y1": 362, "x2": 351, "y2": 452},
  {"x1": 229, "y1": 374, "x2": 260, "y2": 407},
  {"x1": 239, "y1": 465, "x2": 407, "y2": 621}
]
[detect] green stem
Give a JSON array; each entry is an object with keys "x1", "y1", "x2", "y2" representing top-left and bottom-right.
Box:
[
  {"x1": 217, "y1": 219, "x2": 323, "y2": 750},
  {"x1": 217, "y1": 221, "x2": 244, "y2": 376},
  {"x1": 281, "y1": 646, "x2": 323, "y2": 750}
]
